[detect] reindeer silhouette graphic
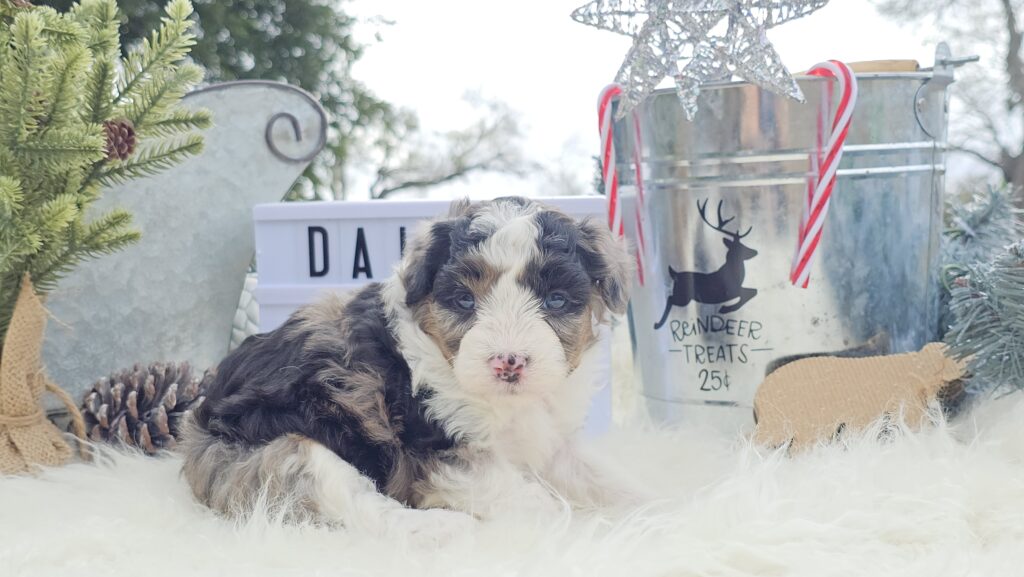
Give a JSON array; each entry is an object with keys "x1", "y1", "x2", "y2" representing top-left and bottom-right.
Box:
[{"x1": 653, "y1": 199, "x2": 758, "y2": 330}]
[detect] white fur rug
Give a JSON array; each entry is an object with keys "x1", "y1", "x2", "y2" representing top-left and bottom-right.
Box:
[{"x1": 3, "y1": 393, "x2": 1024, "y2": 577}]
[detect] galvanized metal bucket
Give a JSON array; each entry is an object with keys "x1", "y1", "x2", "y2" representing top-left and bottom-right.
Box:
[{"x1": 615, "y1": 46, "x2": 960, "y2": 430}]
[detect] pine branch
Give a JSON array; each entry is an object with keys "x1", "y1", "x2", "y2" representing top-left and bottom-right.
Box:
[
  {"x1": 118, "y1": 63, "x2": 203, "y2": 130},
  {"x1": 0, "y1": 26, "x2": 10, "y2": 62},
  {"x1": 80, "y1": 208, "x2": 135, "y2": 252},
  {"x1": 0, "y1": 176, "x2": 27, "y2": 272},
  {"x1": 939, "y1": 186, "x2": 1023, "y2": 334},
  {"x1": 0, "y1": 272, "x2": 17, "y2": 346},
  {"x1": 21, "y1": 219, "x2": 79, "y2": 294},
  {"x1": 0, "y1": 12, "x2": 46, "y2": 145},
  {"x1": 29, "y1": 193, "x2": 78, "y2": 242},
  {"x1": 70, "y1": 0, "x2": 119, "y2": 53},
  {"x1": 138, "y1": 106, "x2": 212, "y2": 139},
  {"x1": 74, "y1": 0, "x2": 120, "y2": 124},
  {"x1": 945, "y1": 241, "x2": 1024, "y2": 394},
  {"x1": 0, "y1": 0, "x2": 206, "y2": 352},
  {"x1": 0, "y1": 175, "x2": 22, "y2": 221},
  {"x1": 41, "y1": 45, "x2": 91, "y2": 131},
  {"x1": 79, "y1": 227, "x2": 140, "y2": 258},
  {"x1": 34, "y1": 6, "x2": 88, "y2": 47},
  {"x1": 943, "y1": 185, "x2": 1023, "y2": 268},
  {"x1": 30, "y1": 211, "x2": 139, "y2": 293},
  {"x1": 114, "y1": 0, "x2": 196, "y2": 108},
  {"x1": 26, "y1": 253, "x2": 80, "y2": 295},
  {"x1": 0, "y1": 221, "x2": 41, "y2": 264},
  {"x1": 81, "y1": 58, "x2": 115, "y2": 125},
  {"x1": 11, "y1": 128, "x2": 105, "y2": 168},
  {"x1": 98, "y1": 135, "x2": 203, "y2": 185}
]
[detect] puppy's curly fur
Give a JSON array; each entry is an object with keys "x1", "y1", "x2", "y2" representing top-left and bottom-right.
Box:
[{"x1": 181, "y1": 197, "x2": 637, "y2": 535}]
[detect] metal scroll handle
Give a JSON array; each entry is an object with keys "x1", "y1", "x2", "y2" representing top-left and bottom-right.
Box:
[
  {"x1": 914, "y1": 42, "x2": 979, "y2": 140},
  {"x1": 265, "y1": 111, "x2": 328, "y2": 163}
]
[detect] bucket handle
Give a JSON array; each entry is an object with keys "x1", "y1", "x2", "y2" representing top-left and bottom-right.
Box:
[{"x1": 914, "y1": 42, "x2": 977, "y2": 140}]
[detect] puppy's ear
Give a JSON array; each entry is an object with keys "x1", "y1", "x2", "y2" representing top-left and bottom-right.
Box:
[
  {"x1": 577, "y1": 217, "x2": 634, "y2": 316},
  {"x1": 401, "y1": 199, "x2": 474, "y2": 306}
]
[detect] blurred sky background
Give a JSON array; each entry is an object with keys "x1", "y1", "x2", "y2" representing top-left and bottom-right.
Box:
[{"x1": 345, "y1": 0, "x2": 956, "y2": 200}]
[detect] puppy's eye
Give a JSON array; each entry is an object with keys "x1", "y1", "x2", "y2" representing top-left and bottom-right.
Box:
[
  {"x1": 543, "y1": 291, "x2": 568, "y2": 311},
  {"x1": 454, "y1": 292, "x2": 476, "y2": 311}
]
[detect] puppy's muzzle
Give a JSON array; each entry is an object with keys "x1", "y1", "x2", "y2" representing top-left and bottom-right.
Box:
[{"x1": 489, "y1": 353, "x2": 528, "y2": 384}]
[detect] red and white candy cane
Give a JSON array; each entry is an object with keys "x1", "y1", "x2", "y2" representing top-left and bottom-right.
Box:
[
  {"x1": 790, "y1": 60, "x2": 858, "y2": 288},
  {"x1": 598, "y1": 84, "x2": 647, "y2": 286}
]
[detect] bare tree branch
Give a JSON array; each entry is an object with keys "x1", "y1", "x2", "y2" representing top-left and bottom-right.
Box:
[
  {"x1": 1000, "y1": 0, "x2": 1024, "y2": 109},
  {"x1": 367, "y1": 96, "x2": 529, "y2": 199},
  {"x1": 374, "y1": 160, "x2": 502, "y2": 199},
  {"x1": 874, "y1": 0, "x2": 960, "y2": 20},
  {"x1": 958, "y1": 89, "x2": 1014, "y2": 156},
  {"x1": 953, "y1": 143, "x2": 1005, "y2": 170}
]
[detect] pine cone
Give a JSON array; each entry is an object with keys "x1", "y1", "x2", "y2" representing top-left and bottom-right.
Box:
[
  {"x1": 103, "y1": 118, "x2": 136, "y2": 161},
  {"x1": 77, "y1": 362, "x2": 209, "y2": 455}
]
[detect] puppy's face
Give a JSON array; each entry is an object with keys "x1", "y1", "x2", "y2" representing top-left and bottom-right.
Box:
[{"x1": 399, "y1": 197, "x2": 632, "y2": 396}]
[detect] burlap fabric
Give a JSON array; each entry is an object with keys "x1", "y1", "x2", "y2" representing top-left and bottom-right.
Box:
[
  {"x1": 753, "y1": 342, "x2": 966, "y2": 450},
  {"x1": 0, "y1": 276, "x2": 85, "y2": 475}
]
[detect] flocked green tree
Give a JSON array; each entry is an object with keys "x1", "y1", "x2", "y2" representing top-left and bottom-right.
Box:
[
  {"x1": 940, "y1": 186, "x2": 1021, "y2": 328},
  {"x1": 945, "y1": 240, "x2": 1024, "y2": 394},
  {"x1": 941, "y1": 186, "x2": 1024, "y2": 394},
  {"x1": 0, "y1": 0, "x2": 209, "y2": 351}
]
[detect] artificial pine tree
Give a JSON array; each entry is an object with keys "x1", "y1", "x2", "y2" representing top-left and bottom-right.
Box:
[
  {"x1": 0, "y1": 0, "x2": 210, "y2": 348},
  {"x1": 944, "y1": 240, "x2": 1024, "y2": 394},
  {"x1": 942, "y1": 186, "x2": 1021, "y2": 274},
  {"x1": 939, "y1": 186, "x2": 1022, "y2": 332},
  {"x1": 941, "y1": 186, "x2": 1024, "y2": 395},
  {"x1": 0, "y1": 0, "x2": 208, "y2": 473}
]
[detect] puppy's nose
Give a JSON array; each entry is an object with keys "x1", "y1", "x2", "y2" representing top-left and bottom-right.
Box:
[{"x1": 489, "y1": 353, "x2": 528, "y2": 383}]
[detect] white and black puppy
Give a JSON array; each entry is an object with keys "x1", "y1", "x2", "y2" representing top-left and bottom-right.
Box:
[{"x1": 181, "y1": 196, "x2": 637, "y2": 535}]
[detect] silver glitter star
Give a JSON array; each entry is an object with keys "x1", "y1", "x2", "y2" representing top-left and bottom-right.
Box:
[{"x1": 572, "y1": 0, "x2": 831, "y2": 119}]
